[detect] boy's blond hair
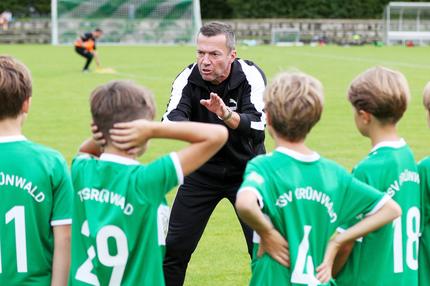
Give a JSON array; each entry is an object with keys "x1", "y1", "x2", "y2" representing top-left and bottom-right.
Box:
[
  {"x1": 348, "y1": 66, "x2": 410, "y2": 124},
  {"x1": 264, "y1": 71, "x2": 324, "y2": 142},
  {"x1": 91, "y1": 80, "x2": 155, "y2": 143},
  {"x1": 423, "y1": 82, "x2": 430, "y2": 111},
  {"x1": 0, "y1": 55, "x2": 32, "y2": 120}
]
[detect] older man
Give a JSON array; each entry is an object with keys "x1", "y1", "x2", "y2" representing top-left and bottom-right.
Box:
[{"x1": 162, "y1": 21, "x2": 266, "y2": 286}]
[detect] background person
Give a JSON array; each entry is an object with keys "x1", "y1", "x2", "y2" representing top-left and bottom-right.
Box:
[
  {"x1": 161, "y1": 21, "x2": 266, "y2": 286},
  {"x1": 74, "y1": 28, "x2": 103, "y2": 72},
  {"x1": 0, "y1": 10, "x2": 12, "y2": 31}
]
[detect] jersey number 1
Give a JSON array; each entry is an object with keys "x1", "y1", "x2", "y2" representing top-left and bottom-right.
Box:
[{"x1": 0, "y1": 206, "x2": 27, "y2": 273}]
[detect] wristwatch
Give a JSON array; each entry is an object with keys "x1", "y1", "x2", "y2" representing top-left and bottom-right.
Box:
[{"x1": 220, "y1": 107, "x2": 233, "y2": 121}]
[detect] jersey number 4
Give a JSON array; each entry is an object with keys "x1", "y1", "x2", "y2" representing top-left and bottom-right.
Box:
[
  {"x1": 393, "y1": 206, "x2": 420, "y2": 273},
  {"x1": 291, "y1": 225, "x2": 321, "y2": 286},
  {"x1": 75, "y1": 220, "x2": 129, "y2": 286}
]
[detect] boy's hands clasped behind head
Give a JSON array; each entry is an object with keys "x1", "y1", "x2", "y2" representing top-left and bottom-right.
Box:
[
  {"x1": 91, "y1": 123, "x2": 106, "y2": 147},
  {"x1": 109, "y1": 119, "x2": 154, "y2": 150}
]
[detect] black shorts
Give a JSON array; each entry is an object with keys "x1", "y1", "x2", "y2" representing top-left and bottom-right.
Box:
[{"x1": 75, "y1": 47, "x2": 93, "y2": 59}]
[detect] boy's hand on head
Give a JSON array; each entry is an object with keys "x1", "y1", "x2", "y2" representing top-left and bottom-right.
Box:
[
  {"x1": 91, "y1": 123, "x2": 106, "y2": 147},
  {"x1": 258, "y1": 228, "x2": 290, "y2": 267},
  {"x1": 200, "y1": 92, "x2": 229, "y2": 119},
  {"x1": 109, "y1": 119, "x2": 153, "y2": 150}
]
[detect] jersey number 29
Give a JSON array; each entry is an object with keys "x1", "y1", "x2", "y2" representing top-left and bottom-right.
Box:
[{"x1": 75, "y1": 220, "x2": 129, "y2": 286}]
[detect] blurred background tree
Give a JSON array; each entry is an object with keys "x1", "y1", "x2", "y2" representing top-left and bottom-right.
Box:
[
  {"x1": 1, "y1": 0, "x2": 429, "y2": 18},
  {"x1": 0, "y1": 0, "x2": 50, "y2": 17}
]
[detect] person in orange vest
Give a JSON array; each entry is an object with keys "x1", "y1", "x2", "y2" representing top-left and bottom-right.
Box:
[{"x1": 74, "y1": 28, "x2": 103, "y2": 72}]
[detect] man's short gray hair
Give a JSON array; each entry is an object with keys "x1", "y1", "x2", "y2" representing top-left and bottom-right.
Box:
[{"x1": 199, "y1": 22, "x2": 236, "y2": 50}]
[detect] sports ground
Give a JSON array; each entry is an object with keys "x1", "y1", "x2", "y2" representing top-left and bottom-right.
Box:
[{"x1": 3, "y1": 44, "x2": 430, "y2": 285}]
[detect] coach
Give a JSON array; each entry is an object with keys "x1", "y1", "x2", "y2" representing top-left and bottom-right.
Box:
[{"x1": 162, "y1": 22, "x2": 266, "y2": 286}]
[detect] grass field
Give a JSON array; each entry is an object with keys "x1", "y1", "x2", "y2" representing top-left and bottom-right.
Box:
[{"x1": 2, "y1": 44, "x2": 430, "y2": 285}]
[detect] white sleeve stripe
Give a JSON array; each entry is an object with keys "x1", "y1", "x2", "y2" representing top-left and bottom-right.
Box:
[
  {"x1": 170, "y1": 152, "x2": 184, "y2": 185},
  {"x1": 250, "y1": 121, "x2": 265, "y2": 131},
  {"x1": 51, "y1": 219, "x2": 72, "y2": 226},
  {"x1": 237, "y1": 186, "x2": 264, "y2": 209},
  {"x1": 238, "y1": 59, "x2": 266, "y2": 129},
  {"x1": 366, "y1": 194, "x2": 391, "y2": 216},
  {"x1": 162, "y1": 65, "x2": 195, "y2": 122}
]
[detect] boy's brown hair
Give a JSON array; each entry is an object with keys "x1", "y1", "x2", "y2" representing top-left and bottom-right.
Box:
[
  {"x1": 90, "y1": 80, "x2": 155, "y2": 143},
  {"x1": 423, "y1": 81, "x2": 430, "y2": 111},
  {"x1": 348, "y1": 66, "x2": 410, "y2": 124},
  {"x1": 0, "y1": 55, "x2": 32, "y2": 120},
  {"x1": 264, "y1": 71, "x2": 324, "y2": 142}
]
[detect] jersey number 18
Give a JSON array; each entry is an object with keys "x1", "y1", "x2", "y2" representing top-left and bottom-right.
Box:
[{"x1": 393, "y1": 206, "x2": 420, "y2": 273}]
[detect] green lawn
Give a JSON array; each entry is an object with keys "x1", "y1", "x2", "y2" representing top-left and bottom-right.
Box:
[{"x1": 1, "y1": 44, "x2": 430, "y2": 285}]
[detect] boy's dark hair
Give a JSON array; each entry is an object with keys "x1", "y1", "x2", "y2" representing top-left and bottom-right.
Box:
[
  {"x1": 94, "y1": 28, "x2": 103, "y2": 33},
  {"x1": 199, "y1": 22, "x2": 235, "y2": 51},
  {"x1": 90, "y1": 80, "x2": 155, "y2": 143},
  {"x1": 0, "y1": 55, "x2": 32, "y2": 120}
]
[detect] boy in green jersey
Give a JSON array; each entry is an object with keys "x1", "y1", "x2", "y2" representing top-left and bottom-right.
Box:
[
  {"x1": 235, "y1": 71, "x2": 401, "y2": 285},
  {"x1": 418, "y1": 82, "x2": 430, "y2": 286},
  {"x1": 335, "y1": 67, "x2": 420, "y2": 286},
  {"x1": 0, "y1": 55, "x2": 73, "y2": 285},
  {"x1": 69, "y1": 80, "x2": 228, "y2": 285}
]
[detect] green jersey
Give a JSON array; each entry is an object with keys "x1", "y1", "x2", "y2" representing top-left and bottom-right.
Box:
[
  {"x1": 0, "y1": 135, "x2": 73, "y2": 285},
  {"x1": 418, "y1": 157, "x2": 430, "y2": 286},
  {"x1": 239, "y1": 147, "x2": 386, "y2": 286},
  {"x1": 69, "y1": 152, "x2": 182, "y2": 286},
  {"x1": 337, "y1": 139, "x2": 420, "y2": 286}
]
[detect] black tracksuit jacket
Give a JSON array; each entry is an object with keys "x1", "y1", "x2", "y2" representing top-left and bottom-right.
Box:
[{"x1": 162, "y1": 59, "x2": 266, "y2": 185}]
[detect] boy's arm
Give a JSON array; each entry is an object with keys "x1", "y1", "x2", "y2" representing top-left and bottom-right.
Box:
[
  {"x1": 316, "y1": 199, "x2": 401, "y2": 283},
  {"x1": 79, "y1": 138, "x2": 102, "y2": 157},
  {"x1": 51, "y1": 225, "x2": 71, "y2": 286},
  {"x1": 332, "y1": 240, "x2": 354, "y2": 276},
  {"x1": 110, "y1": 120, "x2": 228, "y2": 176},
  {"x1": 235, "y1": 189, "x2": 290, "y2": 267}
]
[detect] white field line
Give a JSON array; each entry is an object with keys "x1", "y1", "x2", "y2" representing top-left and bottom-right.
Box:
[{"x1": 281, "y1": 50, "x2": 430, "y2": 70}]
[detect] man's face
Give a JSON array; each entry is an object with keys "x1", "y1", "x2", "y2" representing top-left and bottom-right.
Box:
[{"x1": 196, "y1": 33, "x2": 236, "y2": 85}]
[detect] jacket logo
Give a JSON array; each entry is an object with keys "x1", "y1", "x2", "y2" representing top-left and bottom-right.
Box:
[{"x1": 229, "y1": 98, "x2": 237, "y2": 111}]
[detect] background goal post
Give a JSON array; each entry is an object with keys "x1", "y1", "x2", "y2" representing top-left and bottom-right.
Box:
[
  {"x1": 384, "y1": 1, "x2": 430, "y2": 45},
  {"x1": 51, "y1": 0, "x2": 202, "y2": 45},
  {"x1": 271, "y1": 28, "x2": 301, "y2": 46}
]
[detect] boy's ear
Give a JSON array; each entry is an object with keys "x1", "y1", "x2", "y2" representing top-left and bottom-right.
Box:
[
  {"x1": 22, "y1": 97, "x2": 31, "y2": 114},
  {"x1": 357, "y1": 109, "x2": 371, "y2": 124},
  {"x1": 265, "y1": 110, "x2": 272, "y2": 127},
  {"x1": 427, "y1": 110, "x2": 430, "y2": 128}
]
